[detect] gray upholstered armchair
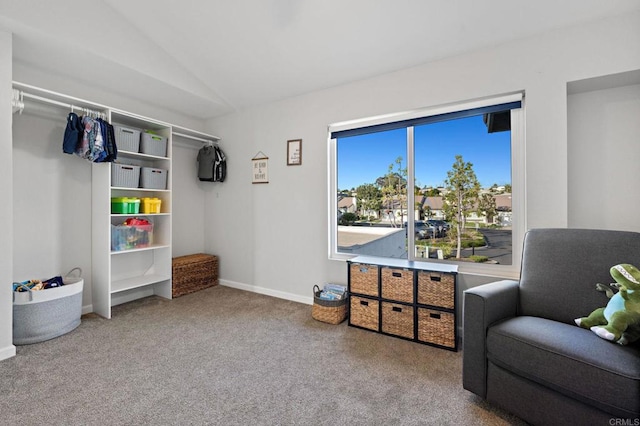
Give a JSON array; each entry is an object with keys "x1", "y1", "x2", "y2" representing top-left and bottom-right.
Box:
[{"x1": 463, "y1": 228, "x2": 640, "y2": 425}]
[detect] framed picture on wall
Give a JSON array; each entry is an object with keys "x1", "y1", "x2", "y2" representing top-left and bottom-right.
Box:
[
  {"x1": 252, "y1": 152, "x2": 269, "y2": 184},
  {"x1": 287, "y1": 139, "x2": 302, "y2": 166}
]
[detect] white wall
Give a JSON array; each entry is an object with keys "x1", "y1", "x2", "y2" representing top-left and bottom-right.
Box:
[
  {"x1": 202, "y1": 113, "x2": 254, "y2": 293},
  {"x1": 205, "y1": 12, "x2": 640, "y2": 303},
  {"x1": 568, "y1": 83, "x2": 640, "y2": 230},
  {"x1": 171, "y1": 142, "x2": 208, "y2": 257},
  {"x1": 0, "y1": 30, "x2": 15, "y2": 361}
]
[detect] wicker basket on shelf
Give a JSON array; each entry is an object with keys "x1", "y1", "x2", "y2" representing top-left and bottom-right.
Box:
[{"x1": 312, "y1": 285, "x2": 348, "y2": 325}]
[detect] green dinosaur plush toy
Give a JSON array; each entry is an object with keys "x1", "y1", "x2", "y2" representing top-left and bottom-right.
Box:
[{"x1": 574, "y1": 263, "x2": 640, "y2": 345}]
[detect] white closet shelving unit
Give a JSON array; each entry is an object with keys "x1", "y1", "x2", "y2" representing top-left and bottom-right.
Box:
[
  {"x1": 92, "y1": 111, "x2": 174, "y2": 318},
  {"x1": 12, "y1": 82, "x2": 220, "y2": 319}
]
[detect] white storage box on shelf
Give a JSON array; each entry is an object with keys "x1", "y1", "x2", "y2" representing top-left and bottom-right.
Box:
[
  {"x1": 13, "y1": 268, "x2": 84, "y2": 345},
  {"x1": 114, "y1": 125, "x2": 141, "y2": 152},
  {"x1": 140, "y1": 167, "x2": 167, "y2": 189},
  {"x1": 140, "y1": 132, "x2": 167, "y2": 157},
  {"x1": 111, "y1": 163, "x2": 141, "y2": 188}
]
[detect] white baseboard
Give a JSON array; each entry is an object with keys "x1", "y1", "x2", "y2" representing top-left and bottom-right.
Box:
[
  {"x1": 0, "y1": 344, "x2": 16, "y2": 361},
  {"x1": 220, "y1": 279, "x2": 313, "y2": 305},
  {"x1": 79, "y1": 281, "x2": 315, "y2": 314}
]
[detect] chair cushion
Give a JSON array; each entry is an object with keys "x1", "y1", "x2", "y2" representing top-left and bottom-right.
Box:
[
  {"x1": 487, "y1": 316, "x2": 640, "y2": 417},
  {"x1": 518, "y1": 228, "x2": 640, "y2": 324}
]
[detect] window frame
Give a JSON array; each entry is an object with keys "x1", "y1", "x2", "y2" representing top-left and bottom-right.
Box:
[{"x1": 328, "y1": 93, "x2": 525, "y2": 279}]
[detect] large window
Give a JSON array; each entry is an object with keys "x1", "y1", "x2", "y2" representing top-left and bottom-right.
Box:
[{"x1": 329, "y1": 94, "x2": 525, "y2": 277}]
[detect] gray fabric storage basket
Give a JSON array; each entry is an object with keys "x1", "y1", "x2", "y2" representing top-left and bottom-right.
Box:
[
  {"x1": 13, "y1": 269, "x2": 84, "y2": 345},
  {"x1": 140, "y1": 167, "x2": 167, "y2": 189},
  {"x1": 113, "y1": 125, "x2": 141, "y2": 153},
  {"x1": 140, "y1": 132, "x2": 167, "y2": 157},
  {"x1": 111, "y1": 163, "x2": 141, "y2": 188}
]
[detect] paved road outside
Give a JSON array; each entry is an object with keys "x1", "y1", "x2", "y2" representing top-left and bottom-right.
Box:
[{"x1": 462, "y1": 228, "x2": 513, "y2": 265}]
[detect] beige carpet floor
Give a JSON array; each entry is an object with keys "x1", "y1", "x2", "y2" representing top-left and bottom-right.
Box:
[{"x1": 1, "y1": 285, "x2": 527, "y2": 425}]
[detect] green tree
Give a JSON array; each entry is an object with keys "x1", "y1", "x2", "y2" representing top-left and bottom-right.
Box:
[
  {"x1": 477, "y1": 193, "x2": 497, "y2": 225},
  {"x1": 504, "y1": 183, "x2": 512, "y2": 193},
  {"x1": 425, "y1": 187, "x2": 441, "y2": 197},
  {"x1": 355, "y1": 183, "x2": 382, "y2": 219},
  {"x1": 375, "y1": 172, "x2": 405, "y2": 189},
  {"x1": 443, "y1": 155, "x2": 481, "y2": 258},
  {"x1": 339, "y1": 212, "x2": 357, "y2": 225},
  {"x1": 380, "y1": 157, "x2": 407, "y2": 227}
]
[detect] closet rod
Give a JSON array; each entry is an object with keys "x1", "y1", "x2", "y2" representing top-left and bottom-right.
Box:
[
  {"x1": 19, "y1": 91, "x2": 106, "y2": 118},
  {"x1": 173, "y1": 131, "x2": 218, "y2": 144},
  {"x1": 13, "y1": 81, "x2": 222, "y2": 141}
]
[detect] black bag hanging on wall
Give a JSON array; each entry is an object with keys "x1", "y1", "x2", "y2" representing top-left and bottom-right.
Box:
[
  {"x1": 213, "y1": 145, "x2": 226, "y2": 182},
  {"x1": 197, "y1": 144, "x2": 226, "y2": 182},
  {"x1": 197, "y1": 145, "x2": 215, "y2": 181}
]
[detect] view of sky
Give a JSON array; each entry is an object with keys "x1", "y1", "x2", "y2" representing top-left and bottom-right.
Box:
[{"x1": 337, "y1": 115, "x2": 511, "y2": 191}]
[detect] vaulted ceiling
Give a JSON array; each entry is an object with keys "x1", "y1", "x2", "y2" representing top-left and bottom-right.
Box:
[{"x1": 1, "y1": 1, "x2": 638, "y2": 120}]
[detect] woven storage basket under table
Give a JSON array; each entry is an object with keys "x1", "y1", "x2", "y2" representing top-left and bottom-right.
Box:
[
  {"x1": 350, "y1": 295, "x2": 379, "y2": 331},
  {"x1": 312, "y1": 285, "x2": 348, "y2": 324},
  {"x1": 381, "y1": 267, "x2": 414, "y2": 304},
  {"x1": 417, "y1": 271, "x2": 455, "y2": 309},
  {"x1": 172, "y1": 253, "x2": 218, "y2": 298},
  {"x1": 381, "y1": 301, "x2": 414, "y2": 339},
  {"x1": 417, "y1": 307, "x2": 455, "y2": 349},
  {"x1": 349, "y1": 263, "x2": 378, "y2": 296}
]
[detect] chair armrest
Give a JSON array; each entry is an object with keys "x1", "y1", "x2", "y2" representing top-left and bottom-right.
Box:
[{"x1": 462, "y1": 279, "x2": 519, "y2": 398}]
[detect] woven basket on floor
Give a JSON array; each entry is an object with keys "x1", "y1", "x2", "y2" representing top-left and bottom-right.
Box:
[
  {"x1": 312, "y1": 285, "x2": 348, "y2": 324},
  {"x1": 172, "y1": 253, "x2": 218, "y2": 298}
]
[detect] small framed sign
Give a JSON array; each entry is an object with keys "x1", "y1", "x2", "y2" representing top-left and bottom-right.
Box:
[
  {"x1": 252, "y1": 152, "x2": 269, "y2": 184},
  {"x1": 287, "y1": 139, "x2": 302, "y2": 166}
]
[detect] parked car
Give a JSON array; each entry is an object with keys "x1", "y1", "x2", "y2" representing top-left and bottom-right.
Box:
[
  {"x1": 427, "y1": 219, "x2": 448, "y2": 237},
  {"x1": 404, "y1": 221, "x2": 425, "y2": 239},
  {"x1": 404, "y1": 221, "x2": 447, "y2": 239},
  {"x1": 407, "y1": 221, "x2": 436, "y2": 239}
]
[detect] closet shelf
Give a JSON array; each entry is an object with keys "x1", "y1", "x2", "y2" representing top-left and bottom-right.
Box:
[
  {"x1": 111, "y1": 186, "x2": 170, "y2": 192},
  {"x1": 110, "y1": 274, "x2": 171, "y2": 295},
  {"x1": 110, "y1": 244, "x2": 170, "y2": 255},
  {"x1": 173, "y1": 126, "x2": 220, "y2": 144},
  {"x1": 111, "y1": 213, "x2": 170, "y2": 218},
  {"x1": 118, "y1": 150, "x2": 169, "y2": 160}
]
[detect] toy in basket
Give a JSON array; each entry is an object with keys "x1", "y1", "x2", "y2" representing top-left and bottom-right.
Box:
[
  {"x1": 312, "y1": 284, "x2": 348, "y2": 324},
  {"x1": 12, "y1": 267, "x2": 84, "y2": 345}
]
